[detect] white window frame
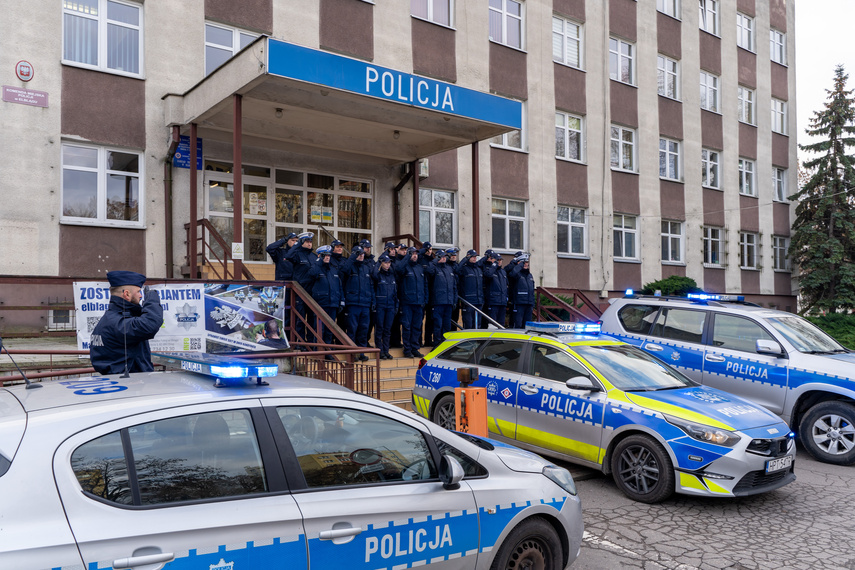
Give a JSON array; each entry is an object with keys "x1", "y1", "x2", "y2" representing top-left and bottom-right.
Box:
[
  {"x1": 61, "y1": 142, "x2": 145, "y2": 229},
  {"x1": 773, "y1": 167, "x2": 788, "y2": 202},
  {"x1": 772, "y1": 235, "x2": 790, "y2": 271},
  {"x1": 703, "y1": 226, "x2": 724, "y2": 267},
  {"x1": 555, "y1": 111, "x2": 584, "y2": 163},
  {"x1": 661, "y1": 220, "x2": 684, "y2": 264},
  {"x1": 657, "y1": 55, "x2": 680, "y2": 100},
  {"x1": 736, "y1": 12, "x2": 755, "y2": 51},
  {"x1": 700, "y1": 70, "x2": 720, "y2": 113},
  {"x1": 657, "y1": 0, "x2": 680, "y2": 19},
  {"x1": 411, "y1": 0, "x2": 453, "y2": 27},
  {"x1": 491, "y1": 103, "x2": 526, "y2": 151},
  {"x1": 738, "y1": 158, "x2": 756, "y2": 197},
  {"x1": 659, "y1": 138, "x2": 681, "y2": 181},
  {"x1": 772, "y1": 98, "x2": 788, "y2": 135},
  {"x1": 552, "y1": 15, "x2": 583, "y2": 69},
  {"x1": 491, "y1": 198, "x2": 528, "y2": 252},
  {"x1": 419, "y1": 188, "x2": 458, "y2": 248},
  {"x1": 738, "y1": 86, "x2": 756, "y2": 125},
  {"x1": 62, "y1": 0, "x2": 144, "y2": 78},
  {"x1": 609, "y1": 37, "x2": 635, "y2": 85},
  {"x1": 613, "y1": 214, "x2": 639, "y2": 261},
  {"x1": 610, "y1": 125, "x2": 637, "y2": 173},
  {"x1": 702, "y1": 148, "x2": 720, "y2": 189},
  {"x1": 205, "y1": 22, "x2": 260, "y2": 76},
  {"x1": 699, "y1": 0, "x2": 719, "y2": 35},
  {"x1": 739, "y1": 232, "x2": 759, "y2": 270},
  {"x1": 557, "y1": 206, "x2": 588, "y2": 257},
  {"x1": 489, "y1": 0, "x2": 524, "y2": 50},
  {"x1": 770, "y1": 29, "x2": 787, "y2": 65}
]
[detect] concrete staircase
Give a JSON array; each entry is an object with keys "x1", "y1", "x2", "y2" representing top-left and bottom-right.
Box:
[{"x1": 376, "y1": 347, "x2": 432, "y2": 411}]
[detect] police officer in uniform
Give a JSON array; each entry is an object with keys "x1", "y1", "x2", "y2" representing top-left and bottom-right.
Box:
[
  {"x1": 417, "y1": 241, "x2": 435, "y2": 347},
  {"x1": 482, "y1": 250, "x2": 508, "y2": 328},
  {"x1": 424, "y1": 249, "x2": 457, "y2": 344},
  {"x1": 455, "y1": 249, "x2": 484, "y2": 329},
  {"x1": 372, "y1": 253, "x2": 398, "y2": 360},
  {"x1": 390, "y1": 243, "x2": 409, "y2": 348},
  {"x1": 285, "y1": 232, "x2": 317, "y2": 348},
  {"x1": 508, "y1": 253, "x2": 535, "y2": 328},
  {"x1": 307, "y1": 245, "x2": 343, "y2": 356},
  {"x1": 266, "y1": 232, "x2": 298, "y2": 280},
  {"x1": 395, "y1": 246, "x2": 427, "y2": 358},
  {"x1": 445, "y1": 247, "x2": 461, "y2": 329},
  {"x1": 89, "y1": 270, "x2": 164, "y2": 375},
  {"x1": 342, "y1": 245, "x2": 374, "y2": 360}
]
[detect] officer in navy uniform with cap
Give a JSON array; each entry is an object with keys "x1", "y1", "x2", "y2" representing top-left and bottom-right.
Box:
[
  {"x1": 307, "y1": 245, "x2": 344, "y2": 356},
  {"x1": 342, "y1": 244, "x2": 375, "y2": 360},
  {"x1": 455, "y1": 249, "x2": 485, "y2": 329},
  {"x1": 481, "y1": 250, "x2": 508, "y2": 328},
  {"x1": 424, "y1": 249, "x2": 457, "y2": 343},
  {"x1": 446, "y1": 247, "x2": 461, "y2": 327},
  {"x1": 372, "y1": 253, "x2": 398, "y2": 359},
  {"x1": 285, "y1": 232, "x2": 317, "y2": 348},
  {"x1": 417, "y1": 241, "x2": 435, "y2": 347},
  {"x1": 395, "y1": 246, "x2": 427, "y2": 358},
  {"x1": 266, "y1": 232, "x2": 298, "y2": 281},
  {"x1": 508, "y1": 252, "x2": 536, "y2": 328},
  {"x1": 390, "y1": 243, "x2": 409, "y2": 348},
  {"x1": 89, "y1": 270, "x2": 164, "y2": 375}
]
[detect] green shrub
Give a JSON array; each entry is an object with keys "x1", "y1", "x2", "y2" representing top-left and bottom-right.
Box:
[
  {"x1": 806, "y1": 314, "x2": 855, "y2": 350},
  {"x1": 640, "y1": 276, "x2": 702, "y2": 297}
]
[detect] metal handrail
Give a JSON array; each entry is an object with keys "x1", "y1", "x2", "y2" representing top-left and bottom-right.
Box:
[
  {"x1": 381, "y1": 234, "x2": 422, "y2": 248},
  {"x1": 185, "y1": 219, "x2": 256, "y2": 280},
  {"x1": 535, "y1": 287, "x2": 602, "y2": 323},
  {"x1": 456, "y1": 297, "x2": 505, "y2": 329}
]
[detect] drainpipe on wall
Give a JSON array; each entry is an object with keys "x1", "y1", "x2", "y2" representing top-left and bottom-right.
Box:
[
  {"x1": 392, "y1": 168, "x2": 414, "y2": 237},
  {"x1": 163, "y1": 126, "x2": 181, "y2": 278}
]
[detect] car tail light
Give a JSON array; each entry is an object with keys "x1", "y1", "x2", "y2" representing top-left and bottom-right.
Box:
[{"x1": 418, "y1": 358, "x2": 426, "y2": 370}]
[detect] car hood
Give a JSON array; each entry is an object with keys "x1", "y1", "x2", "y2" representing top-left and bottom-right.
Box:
[
  {"x1": 810, "y1": 351, "x2": 855, "y2": 368},
  {"x1": 625, "y1": 386, "x2": 783, "y2": 431},
  {"x1": 0, "y1": 391, "x2": 26, "y2": 467}
]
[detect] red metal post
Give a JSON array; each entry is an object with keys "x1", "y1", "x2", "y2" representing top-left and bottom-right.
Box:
[
  {"x1": 412, "y1": 160, "x2": 419, "y2": 241},
  {"x1": 233, "y1": 94, "x2": 243, "y2": 280},
  {"x1": 472, "y1": 142, "x2": 480, "y2": 252},
  {"x1": 190, "y1": 123, "x2": 198, "y2": 279}
]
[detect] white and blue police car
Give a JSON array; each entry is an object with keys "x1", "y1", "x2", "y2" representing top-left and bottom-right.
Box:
[
  {"x1": 0, "y1": 353, "x2": 583, "y2": 569},
  {"x1": 601, "y1": 292, "x2": 855, "y2": 466},
  {"x1": 413, "y1": 322, "x2": 796, "y2": 503}
]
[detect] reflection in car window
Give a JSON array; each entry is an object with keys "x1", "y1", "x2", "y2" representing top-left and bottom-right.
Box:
[
  {"x1": 440, "y1": 339, "x2": 481, "y2": 363},
  {"x1": 767, "y1": 316, "x2": 846, "y2": 353},
  {"x1": 650, "y1": 308, "x2": 706, "y2": 343},
  {"x1": 71, "y1": 410, "x2": 267, "y2": 506},
  {"x1": 434, "y1": 438, "x2": 487, "y2": 478},
  {"x1": 618, "y1": 304, "x2": 658, "y2": 334},
  {"x1": 478, "y1": 340, "x2": 524, "y2": 371},
  {"x1": 529, "y1": 344, "x2": 590, "y2": 383},
  {"x1": 278, "y1": 407, "x2": 438, "y2": 488},
  {"x1": 573, "y1": 344, "x2": 694, "y2": 391},
  {"x1": 712, "y1": 314, "x2": 776, "y2": 353}
]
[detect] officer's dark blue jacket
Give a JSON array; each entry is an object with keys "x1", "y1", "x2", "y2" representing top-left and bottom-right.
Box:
[
  {"x1": 308, "y1": 259, "x2": 343, "y2": 308},
  {"x1": 266, "y1": 238, "x2": 294, "y2": 281},
  {"x1": 417, "y1": 247, "x2": 434, "y2": 268},
  {"x1": 483, "y1": 261, "x2": 509, "y2": 306},
  {"x1": 455, "y1": 261, "x2": 484, "y2": 305},
  {"x1": 330, "y1": 251, "x2": 345, "y2": 271},
  {"x1": 342, "y1": 253, "x2": 375, "y2": 307},
  {"x1": 372, "y1": 266, "x2": 398, "y2": 310},
  {"x1": 89, "y1": 292, "x2": 164, "y2": 375},
  {"x1": 424, "y1": 261, "x2": 457, "y2": 305},
  {"x1": 395, "y1": 257, "x2": 428, "y2": 305},
  {"x1": 508, "y1": 262, "x2": 535, "y2": 305},
  {"x1": 285, "y1": 244, "x2": 318, "y2": 290}
]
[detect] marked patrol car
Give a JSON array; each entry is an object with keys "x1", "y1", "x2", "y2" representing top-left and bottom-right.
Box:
[
  {"x1": 413, "y1": 322, "x2": 795, "y2": 503},
  {"x1": 0, "y1": 353, "x2": 583, "y2": 569},
  {"x1": 601, "y1": 292, "x2": 855, "y2": 466}
]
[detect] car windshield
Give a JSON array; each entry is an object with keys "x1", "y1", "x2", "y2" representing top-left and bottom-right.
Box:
[
  {"x1": 573, "y1": 344, "x2": 695, "y2": 391},
  {"x1": 765, "y1": 316, "x2": 847, "y2": 354}
]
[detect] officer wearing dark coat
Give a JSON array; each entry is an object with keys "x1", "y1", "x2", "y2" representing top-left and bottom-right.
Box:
[
  {"x1": 342, "y1": 245, "x2": 375, "y2": 360},
  {"x1": 418, "y1": 242, "x2": 435, "y2": 346},
  {"x1": 482, "y1": 250, "x2": 509, "y2": 328},
  {"x1": 266, "y1": 232, "x2": 298, "y2": 281},
  {"x1": 446, "y1": 247, "x2": 461, "y2": 328},
  {"x1": 372, "y1": 253, "x2": 398, "y2": 360},
  {"x1": 358, "y1": 239, "x2": 378, "y2": 348},
  {"x1": 285, "y1": 232, "x2": 317, "y2": 348},
  {"x1": 89, "y1": 271, "x2": 164, "y2": 375},
  {"x1": 424, "y1": 250, "x2": 457, "y2": 344},
  {"x1": 307, "y1": 245, "x2": 344, "y2": 352},
  {"x1": 390, "y1": 243, "x2": 409, "y2": 348},
  {"x1": 455, "y1": 249, "x2": 484, "y2": 329},
  {"x1": 395, "y1": 247, "x2": 427, "y2": 358},
  {"x1": 508, "y1": 253, "x2": 536, "y2": 328}
]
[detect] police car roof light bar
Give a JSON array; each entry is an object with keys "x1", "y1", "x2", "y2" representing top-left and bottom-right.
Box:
[
  {"x1": 687, "y1": 293, "x2": 746, "y2": 303},
  {"x1": 152, "y1": 352, "x2": 278, "y2": 387},
  {"x1": 525, "y1": 321, "x2": 601, "y2": 335}
]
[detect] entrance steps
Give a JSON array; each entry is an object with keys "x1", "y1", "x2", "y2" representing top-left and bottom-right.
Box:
[{"x1": 375, "y1": 346, "x2": 432, "y2": 411}]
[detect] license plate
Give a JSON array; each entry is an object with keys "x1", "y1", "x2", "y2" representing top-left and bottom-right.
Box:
[{"x1": 766, "y1": 455, "x2": 793, "y2": 473}]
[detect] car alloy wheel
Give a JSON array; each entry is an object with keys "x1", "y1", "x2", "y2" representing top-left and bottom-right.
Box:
[
  {"x1": 431, "y1": 394, "x2": 457, "y2": 431},
  {"x1": 611, "y1": 434, "x2": 674, "y2": 503},
  {"x1": 799, "y1": 401, "x2": 855, "y2": 465}
]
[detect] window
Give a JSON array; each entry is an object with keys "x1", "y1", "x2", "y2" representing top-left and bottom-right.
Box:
[
  {"x1": 555, "y1": 112, "x2": 584, "y2": 162},
  {"x1": 700, "y1": 71, "x2": 719, "y2": 112},
  {"x1": 736, "y1": 12, "x2": 754, "y2": 51},
  {"x1": 609, "y1": 37, "x2": 635, "y2": 85},
  {"x1": 557, "y1": 206, "x2": 587, "y2": 256},
  {"x1": 529, "y1": 344, "x2": 591, "y2": 382},
  {"x1": 62, "y1": 143, "x2": 143, "y2": 227},
  {"x1": 738, "y1": 158, "x2": 756, "y2": 196},
  {"x1": 412, "y1": 0, "x2": 451, "y2": 26},
  {"x1": 712, "y1": 314, "x2": 776, "y2": 353},
  {"x1": 205, "y1": 22, "x2": 259, "y2": 76},
  {"x1": 739, "y1": 232, "x2": 759, "y2": 269},
  {"x1": 478, "y1": 339, "x2": 524, "y2": 371},
  {"x1": 439, "y1": 339, "x2": 482, "y2": 363},
  {"x1": 657, "y1": 55, "x2": 679, "y2": 99},
  {"x1": 552, "y1": 16, "x2": 582, "y2": 68},
  {"x1": 617, "y1": 304, "x2": 659, "y2": 334},
  {"x1": 772, "y1": 99, "x2": 788, "y2": 134},
  {"x1": 659, "y1": 138, "x2": 681, "y2": 180},
  {"x1": 738, "y1": 86, "x2": 755, "y2": 125},
  {"x1": 703, "y1": 226, "x2": 724, "y2": 266},
  {"x1": 657, "y1": 0, "x2": 680, "y2": 18},
  {"x1": 419, "y1": 188, "x2": 456, "y2": 247},
  {"x1": 491, "y1": 198, "x2": 527, "y2": 251},
  {"x1": 63, "y1": 0, "x2": 143, "y2": 76},
  {"x1": 702, "y1": 149, "x2": 720, "y2": 189},
  {"x1": 770, "y1": 29, "x2": 787, "y2": 65},
  {"x1": 773, "y1": 167, "x2": 788, "y2": 202},
  {"x1": 699, "y1": 0, "x2": 719, "y2": 35},
  {"x1": 613, "y1": 214, "x2": 638, "y2": 260},
  {"x1": 773, "y1": 236, "x2": 790, "y2": 271},
  {"x1": 651, "y1": 308, "x2": 707, "y2": 344},
  {"x1": 489, "y1": 0, "x2": 523, "y2": 49},
  {"x1": 661, "y1": 221, "x2": 684, "y2": 263},
  {"x1": 610, "y1": 125, "x2": 637, "y2": 172},
  {"x1": 491, "y1": 103, "x2": 525, "y2": 150}
]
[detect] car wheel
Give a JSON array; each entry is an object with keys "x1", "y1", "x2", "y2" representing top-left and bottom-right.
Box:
[
  {"x1": 431, "y1": 394, "x2": 457, "y2": 431},
  {"x1": 798, "y1": 401, "x2": 855, "y2": 465},
  {"x1": 489, "y1": 516, "x2": 563, "y2": 570},
  {"x1": 611, "y1": 434, "x2": 674, "y2": 503}
]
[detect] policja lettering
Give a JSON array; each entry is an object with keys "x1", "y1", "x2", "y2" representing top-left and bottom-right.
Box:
[
  {"x1": 541, "y1": 393, "x2": 594, "y2": 420},
  {"x1": 725, "y1": 360, "x2": 769, "y2": 380},
  {"x1": 365, "y1": 523, "x2": 453, "y2": 563},
  {"x1": 365, "y1": 68, "x2": 455, "y2": 111}
]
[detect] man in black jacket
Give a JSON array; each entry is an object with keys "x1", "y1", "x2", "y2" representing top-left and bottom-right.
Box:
[{"x1": 285, "y1": 232, "x2": 317, "y2": 348}]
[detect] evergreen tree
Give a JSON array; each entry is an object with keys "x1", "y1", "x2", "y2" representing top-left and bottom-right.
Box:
[{"x1": 790, "y1": 65, "x2": 855, "y2": 314}]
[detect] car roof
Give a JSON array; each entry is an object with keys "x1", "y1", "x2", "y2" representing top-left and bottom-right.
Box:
[
  {"x1": 443, "y1": 329, "x2": 620, "y2": 346},
  {"x1": 614, "y1": 297, "x2": 792, "y2": 318}
]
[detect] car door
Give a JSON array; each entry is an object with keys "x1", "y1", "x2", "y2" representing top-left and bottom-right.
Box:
[
  {"x1": 515, "y1": 342, "x2": 607, "y2": 464},
  {"x1": 702, "y1": 313, "x2": 789, "y2": 414},
  {"x1": 54, "y1": 401, "x2": 308, "y2": 570},
  {"x1": 267, "y1": 400, "x2": 480, "y2": 569},
  {"x1": 475, "y1": 338, "x2": 525, "y2": 440},
  {"x1": 642, "y1": 307, "x2": 708, "y2": 382}
]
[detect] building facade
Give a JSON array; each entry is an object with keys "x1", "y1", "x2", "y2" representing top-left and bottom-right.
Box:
[{"x1": 0, "y1": 0, "x2": 797, "y2": 308}]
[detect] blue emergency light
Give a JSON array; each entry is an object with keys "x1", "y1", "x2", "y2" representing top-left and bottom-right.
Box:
[
  {"x1": 525, "y1": 321, "x2": 601, "y2": 334},
  {"x1": 152, "y1": 352, "x2": 278, "y2": 387},
  {"x1": 687, "y1": 293, "x2": 745, "y2": 303}
]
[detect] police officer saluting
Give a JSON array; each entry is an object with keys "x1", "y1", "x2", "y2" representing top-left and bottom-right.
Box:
[
  {"x1": 395, "y1": 246, "x2": 427, "y2": 358},
  {"x1": 455, "y1": 249, "x2": 484, "y2": 329},
  {"x1": 307, "y1": 245, "x2": 343, "y2": 357},
  {"x1": 424, "y1": 249, "x2": 457, "y2": 344},
  {"x1": 266, "y1": 232, "x2": 298, "y2": 280},
  {"x1": 285, "y1": 232, "x2": 317, "y2": 348},
  {"x1": 372, "y1": 253, "x2": 398, "y2": 360},
  {"x1": 90, "y1": 270, "x2": 164, "y2": 375},
  {"x1": 342, "y1": 244, "x2": 375, "y2": 360},
  {"x1": 482, "y1": 250, "x2": 508, "y2": 328},
  {"x1": 508, "y1": 252, "x2": 535, "y2": 328}
]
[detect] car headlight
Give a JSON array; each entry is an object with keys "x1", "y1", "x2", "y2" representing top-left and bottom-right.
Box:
[
  {"x1": 666, "y1": 415, "x2": 741, "y2": 447},
  {"x1": 542, "y1": 466, "x2": 577, "y2": 496}
]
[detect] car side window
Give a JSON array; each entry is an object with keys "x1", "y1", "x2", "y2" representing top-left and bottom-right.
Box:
[
  {"x1": 618, "y1": 304, "x2": 659, "y2": 334},
  {"x1": 650, "y1": 308, "x2": 706, "y2": 344},
  {"x1": 440, "y1": 339, "x2": 482, "y2": 363},
  {"x1": 277, "y1": 406, "x2": 438, "y2": 488},
  {"x1": 712, "y1": 314, "x2": 776, "y2": 353},
  {"x1": 529, "y1": 344, "x2": 590, "y2": 383},
  {"x1": 477, "y1": 339, "x2": 524, "y2": 371},
  {"x1": 433, "y1": 437, "x2": 488, "y2": 478},
  {"x1": 71, "y1": 410, "x2": 267, "y2": 506}
]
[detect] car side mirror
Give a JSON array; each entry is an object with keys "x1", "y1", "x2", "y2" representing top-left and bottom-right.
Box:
[
  {"x1": 439, "y1": 454, "x2": 465, "y2": 490},
  {"x1": 565, "y1": 375, "x2": 601, "y2": 392},
  {"x1": 756, "y1": 339, "x2": 785, "y2": 357}
]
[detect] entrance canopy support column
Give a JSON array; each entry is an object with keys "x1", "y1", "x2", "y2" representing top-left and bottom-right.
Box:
[
  {"x1": 233, "y1": 94, "x2": 244, "y2": 280},
  {"x1": 472, "y1": 142, "x2": 480, "y2": 253},
  {"x1": 190, "y1": 123, "x2": 198, "y2": 279},
  {"x1": 412, "y1": 160, "x2": 419, "y2": 243}
]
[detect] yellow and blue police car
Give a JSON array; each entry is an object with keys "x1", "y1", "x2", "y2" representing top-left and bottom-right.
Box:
[
  {"x1": 413, "y1": 322, "x2": 796, "y2": 503},
  {"x1": 0, "y1": 352, "x2": 583, "y2": 569}
]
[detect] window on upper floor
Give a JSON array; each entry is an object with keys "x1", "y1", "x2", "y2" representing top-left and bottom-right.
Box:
[
  {"x1": 736, "y1": 12, "x2": 754, "y2": 51},
  {"x1": 489, "y1": 0, "x2": 523, "y2": 49},
  {"x1": 610, "y1": 125, "x2": 637, "y2": 173},
  {"x1": 700, "y1": 71, "x2": 720, "y2": 112},
  {"x1": 739, "y1": 158, "x2": 756, "y2": 197},
  {"x1": 205, "y1": 22, "x2": 259, "y2": 76},
  {"x1": 773, "y1": 167, "x2": 788, "y2": 202},
  {"x1": 613, "y1": 214, "x2": 639, "y2": 261},
  {"x1": 658, "y1": 0, "x2": 680, "y2": 19},
  {"x1": 772, "y1": 99, "x2": 788, "y2": 135},
  {"x1": 552, "y1": 15, "x2": 583, "y2": 69},
  {"x1": 699, "y1": 0, "x2": 719, "y2": 35},
  {"x1": 609, "y1": 37, "x2": 635, "y2": 85},
  {"x1": 703, "y1": 226, "x2": 724, "y2": 267},
  {"x1": 63, "y1": 0, "x2": 143, "y2": 77},
  {"x1": 491, "y1": 198, "x2": 527, "y2": 251},
  {"x1": 491, "y1": 103, "x2": 526, "y2": 151},
  {"x1": 770, "y1": 29, "x2": 787, "y2": 65},
  {"x1": 555, "y1": 111, "x2": 584, "y2": 162},
  {"x1": 657, "y1": 55, "x2": 680, "y2": 100},
  {"x1": 737, "y1": 86, "x2": 756, "y2": 125},
  {"x1": 772, "y1": 236, "x2": 790, "y2": 271},
  {"x1": 739, "y1": 232, "x2": 759, "y2": 269},
  {"x1": 702, "y1": 148, "x2": 720, "y2": 189},
  {"x1": 661, "y1": 221, "x2": 684, "y2": 264},
  {"x1": 557, "y1": 207, "x2": 587, "y2": 257},
  {"x1": 659, "y1": 138, "x2": 681, "y2": 181},
  {"x1": 412, "y1": 0, "x2": 452, "y2": 27}
]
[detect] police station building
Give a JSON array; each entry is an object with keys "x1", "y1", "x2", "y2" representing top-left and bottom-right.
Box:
[{"x1": 1, "y1": 0, "x2": 797, "y2": 308}]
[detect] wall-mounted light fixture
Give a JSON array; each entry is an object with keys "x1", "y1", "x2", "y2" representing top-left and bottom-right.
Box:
[
  {"x1": 275, "y1": 108, "x2": 283, "y2": 118},
  {"x1": 393, "y1": 130, "x2": 400, "y2": 140}
]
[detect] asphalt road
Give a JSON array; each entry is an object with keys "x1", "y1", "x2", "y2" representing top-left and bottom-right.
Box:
[{"x1": 563, "y1": 447, "x2": 855, "y2": 570}]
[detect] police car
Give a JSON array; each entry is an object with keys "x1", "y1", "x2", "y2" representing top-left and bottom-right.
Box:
[
  {"x1": 413, "y1": 322, "x2": 795, "y2": 503},
  {"x1": 601, "y1": 292, "x2": 855, "y2": 466},
  {"x1": 0, "y1": 353, "x2": 583, "y2": 570}
]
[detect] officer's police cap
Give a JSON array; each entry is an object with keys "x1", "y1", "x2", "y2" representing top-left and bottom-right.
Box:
[
  {"x1": 107, "y1": 270, "x2": 146, "y2": 288},
  {"x1": 379, "y1": 254, "x2": 392, "y2": 262},
  {"x1": 331, "y1": 239, "x2": 344, "y2": 247},
  {"x1": 423, "y1": 241, "x2": 432, "y2": 249},
  {"x1": 519, "y1": 253, "x2": 530, "y2": 262},
  {"x1": 485, "y1": 249, "x2": 496, "y2": 258},
  {"x1": 359, "y1": 239, "x2": 372, "y2": 248},
  {"x1": 397, "y1": 243, "x2": 408, "y2": 249},
  {"x1": 407, "y1": 246, "x2": 418, "y2": 254},
  {"x1": 436, "y1": 249, "x2": 448, "y2": 258},
  {"x1": 298, "y1": 232, "x2": 314, "y2": 241},
  {"x1": 447, "y1": 247, "x2": 459, "y2": 254},
  {"x1": 316, "y1": 245, "x2": 332, "y2": 256},
  {"x1": 467, "y1": 249, "x2": 478, "y2": 257},
  {"x1": 384, "y1": 241, "x2": 396, "y2": 249},
  {"x1": 495, "y1": 253, "x2": 503, "y2": 260},
  {"x1": 286, "y1": 232, "x2": 298, "y2": 239}
]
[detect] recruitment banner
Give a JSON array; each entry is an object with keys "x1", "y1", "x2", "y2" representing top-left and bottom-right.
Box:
[{"x1": 73, "y1": 283, "x2": 289, "y2": 353}]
